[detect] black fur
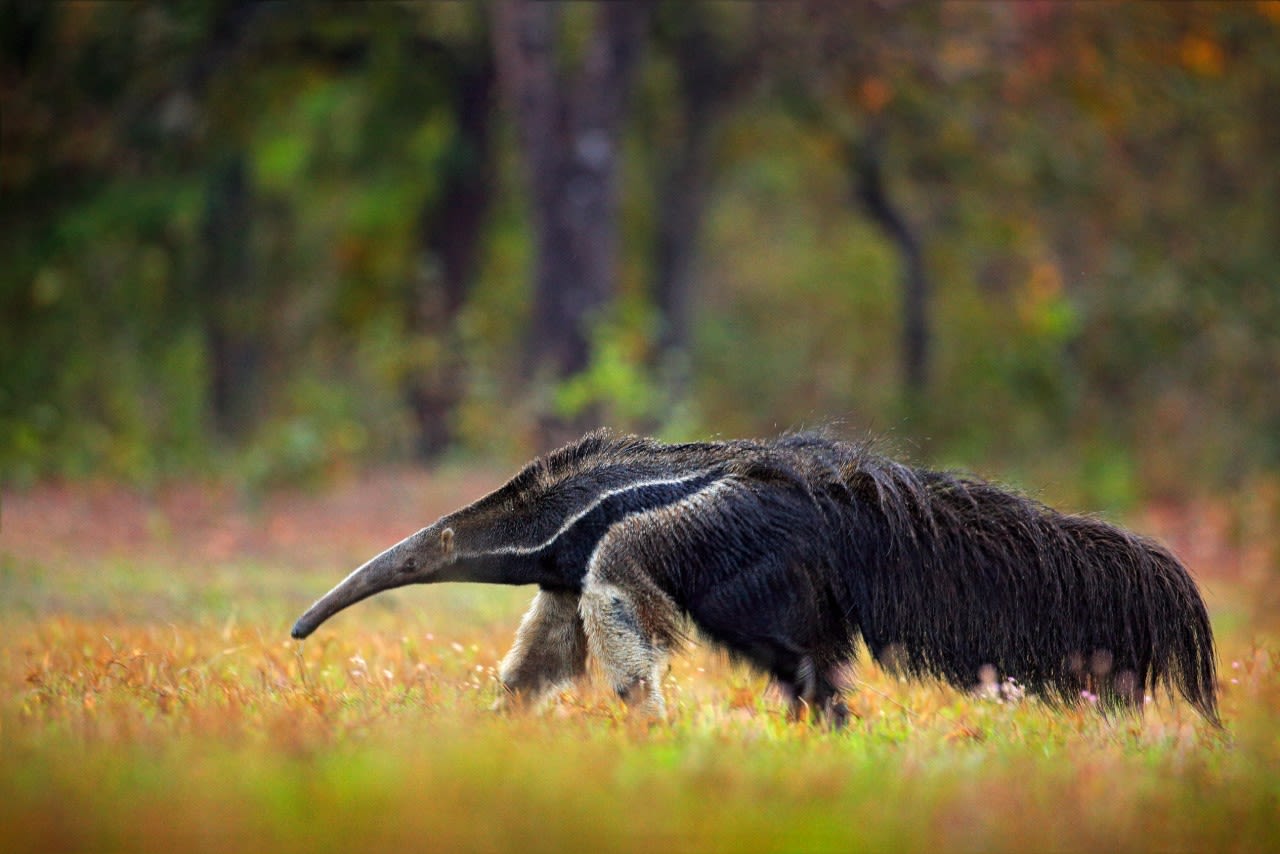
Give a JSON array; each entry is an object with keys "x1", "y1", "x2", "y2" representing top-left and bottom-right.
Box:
[{"x1": 293, "y1": 430, "x2": 1220, "y2": 724}]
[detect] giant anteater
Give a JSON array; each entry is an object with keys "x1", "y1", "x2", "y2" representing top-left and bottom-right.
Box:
[{"x1": 292, "y1": 431, "x2": 1218, "y2": 726}]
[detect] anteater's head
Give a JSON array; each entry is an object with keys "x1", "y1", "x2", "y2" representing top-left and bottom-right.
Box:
[
  {"x1": 289, "y1": 430, "x2": 694, "y2": 640},
  {"x1": 288, "y1": 445, "x2": 580, "y2": 639}
]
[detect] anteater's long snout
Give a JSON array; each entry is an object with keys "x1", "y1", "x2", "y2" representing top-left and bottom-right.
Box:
[
  {"x1": 291, "y1": 538, "x2": 417, "y2": 639},
  {"x1": 291, "y1": 616, "x2": 316, "y2": 639},
  {"x1": 291, "y1": 606, "x2": 331, "y2": 639},
  {"x1": 291, "y1": 565, "x2": 381, "y2": 639}
]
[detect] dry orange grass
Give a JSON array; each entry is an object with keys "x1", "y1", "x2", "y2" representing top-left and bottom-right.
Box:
[{"x1": 2, "y1": 471, "x2": 1278, "y2": 853}]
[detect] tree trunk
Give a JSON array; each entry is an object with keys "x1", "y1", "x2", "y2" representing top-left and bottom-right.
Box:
[
  {"x1": 180, "y1": 1, "x2": 264, "y2": 441},
  {"x1": 650, "y1": 8, "x2": 750, "y2": 399},
  {"x1": 853, "y1": 135, "x2": 930, "y2": 401},
  {"x1": 651, "y1": 133, "x2": 706, "y2": 397},
  {"x1": 201, "y1": 152, "x2": 260, "y2": 439},
  {"x1": 406, "y1": 37, "x2": 496, "y2": 460},
  {"x1": 492, "y1": 0, "x2": 648, "y2": 443}
]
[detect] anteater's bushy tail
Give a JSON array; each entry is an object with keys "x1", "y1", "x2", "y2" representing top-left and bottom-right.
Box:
[{"x1": 836, "y1": 452, "x2": 1218, "y2": 723}]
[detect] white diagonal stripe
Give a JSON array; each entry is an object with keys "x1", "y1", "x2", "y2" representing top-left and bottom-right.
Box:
[{"x1": 455, "y1": 470, "x2": 724, "y2": 560}]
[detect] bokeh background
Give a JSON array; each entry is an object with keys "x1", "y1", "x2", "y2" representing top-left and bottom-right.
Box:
[
  {"x1": 3, "y1": 7, "x2": 1280, "y2": 852},
  {"x1": 4, "y1": 0, "x2": 1278, "y2": 512}
]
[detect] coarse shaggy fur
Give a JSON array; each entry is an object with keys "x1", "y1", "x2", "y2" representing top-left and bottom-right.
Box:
[{"x1": 293, "y1": 430, "x2": 1219, "y2": 725}]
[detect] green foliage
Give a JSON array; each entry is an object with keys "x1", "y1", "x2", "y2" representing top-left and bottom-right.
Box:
[
  {"x1": 693, "y1": 111, "x2": 904, "y2": 438},
  {"x1": 0, "y1": 170, "x2": 207, "y2": 483},
  {"x1": 551, "y1": 301, "x2": 702, "y2": 437},
  {"x1": 1, "y1": 2, "x2": 1277, "y2": 500}
]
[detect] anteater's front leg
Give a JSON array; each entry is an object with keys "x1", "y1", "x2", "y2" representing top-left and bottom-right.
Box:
[
  {"x1": 496, "y1": 589, "x2": 588, "y2": 710},
  {"x1": 580, "y1": 580, "x2": 670, "y2": 718},
  {"x1": 579, "y1": 543, "x2": 683, "y2": 720}
]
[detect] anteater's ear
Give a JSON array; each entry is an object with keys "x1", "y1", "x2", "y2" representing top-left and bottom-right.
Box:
[{"x1": 440, "y1": 527, "x2": 455, "y2": 554}]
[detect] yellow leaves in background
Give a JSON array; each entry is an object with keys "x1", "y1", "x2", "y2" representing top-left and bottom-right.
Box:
[
  {"x1": 1179, "y1": 34, "x2": 1225, "y2": 78},
  {"x1": 857, "y1": 78, "x2": 893, "y2": 116}
]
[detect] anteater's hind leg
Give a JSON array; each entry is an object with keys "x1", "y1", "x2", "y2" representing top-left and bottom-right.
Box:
[
  {"x1": 765, "y1": 649, "x2": 850, "y2": 729},
  {"x1": 579, "y1": 555, "x2": 683, "y2": 720},
  {"x1": 778, "y1": 657, "x2": 850, "y2": 728},
  {"x1": 496, "y1": 590, "x2": 588, "y2": 711}
]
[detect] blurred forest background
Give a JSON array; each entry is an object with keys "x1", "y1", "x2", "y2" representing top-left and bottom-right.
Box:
[{"x1": 3, "y1": 0, "x2": 1278, "y2": 510}]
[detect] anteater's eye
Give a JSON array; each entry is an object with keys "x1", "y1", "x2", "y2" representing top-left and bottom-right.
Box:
[{"x1": 401, "y1": 556, "x2": 418, "y2": 573}]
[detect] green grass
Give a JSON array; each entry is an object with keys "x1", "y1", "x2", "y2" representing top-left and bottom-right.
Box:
[{"x1": 2, "y1": 496, "x2": 1278, "y2": 853}]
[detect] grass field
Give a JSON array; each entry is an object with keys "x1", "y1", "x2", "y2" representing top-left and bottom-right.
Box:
[{"x1": 2, "y1": 470, "x2": 1278, "y2": 852}]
